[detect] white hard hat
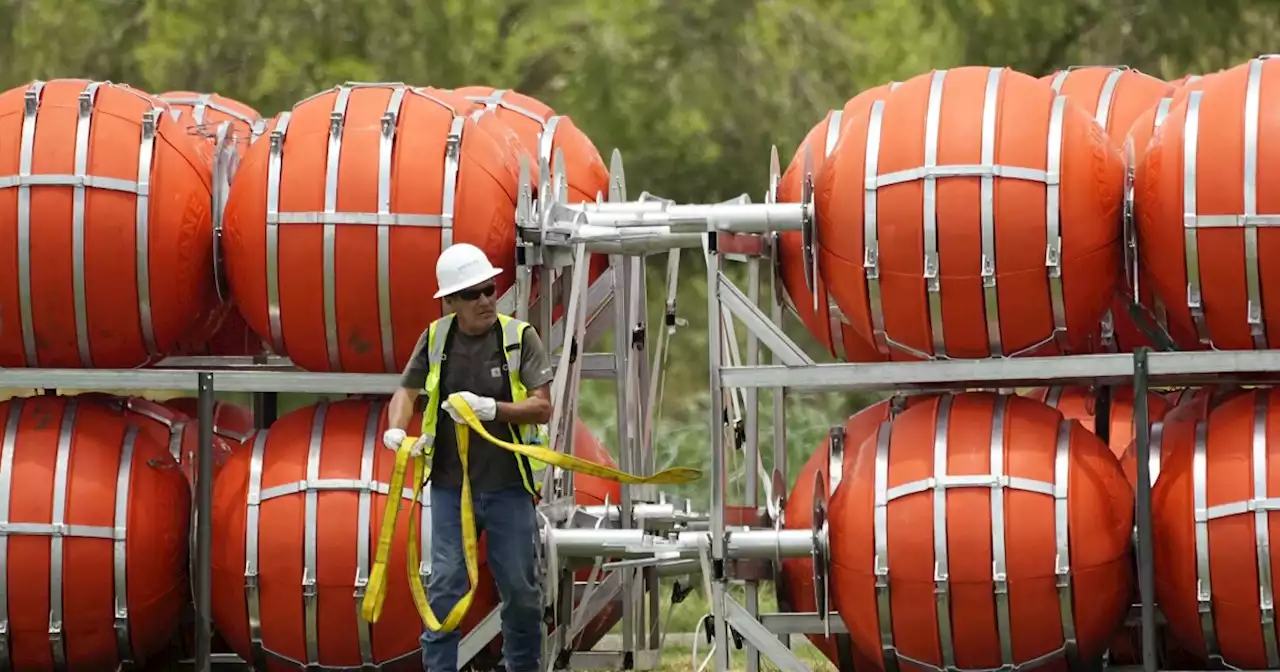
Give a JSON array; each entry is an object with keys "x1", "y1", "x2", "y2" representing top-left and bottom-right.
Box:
[{"x1": 434, "y1": 243, "x2": 504, "y2": 299}]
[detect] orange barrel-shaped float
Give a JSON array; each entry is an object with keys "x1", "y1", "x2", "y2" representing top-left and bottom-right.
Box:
[
  {"x1": 1043, "y1": 67, "x2": 1175, "y2": 352},
  {"x1": 454, "y1": 86, "x2": 611, "y2": 319},
  {"x1": 0, "y1": 394, "x2": 191, "y2": 670},
  {"x1": 1151, "y1": 388, "x2": 1280, "y2": 669},
  {"x1": 830, "y1": 392, "x2": 1134, "y2": 670},
  {"x1": 0, "y1": 79, "x2": 217, "y2": 368},
  {"x1": 777, "y1": 83, "x2": 896, "y2": 361},
  {"x1": 1120, "y1": 384, "x2": 1247, "y2": 488},
  {"x1": 815, "y1": 67, "x2": 1125, "y2": 361},
  {"x1": 223, "y1": 83, "x2": 522, "y2": 373},
  {"x1": 1026, "y1": 385, "x2": 1170, "y2": 459},
  {"x1": 782, "y1": 395, "x2": 920, "y2": 669},
  {"x1": 212, "y1": 398, "x2": 476, "y2": 669},
  {"x1": 163, "y1": 396, "x2": 256, "y2": 445},
  {"x1": 1135, "y1": 56, "x2": 1280, "y2": 351}
]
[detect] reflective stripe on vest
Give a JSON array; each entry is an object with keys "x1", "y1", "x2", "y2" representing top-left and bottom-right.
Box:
[{"x1": 419, "y1": 313, "x2": 549, "y2": 497}]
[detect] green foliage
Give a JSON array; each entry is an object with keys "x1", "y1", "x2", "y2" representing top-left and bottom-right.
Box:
[{"x1": 4, "y1": 0, "x2": 1277, "y2": 507}]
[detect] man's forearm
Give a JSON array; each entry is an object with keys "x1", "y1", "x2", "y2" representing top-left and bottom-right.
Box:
[
  {"x1": 388, "y1": 388, "x2": 419, "y2": 431},
  {"x1": 496, "y1": 397, "x2": 552, "y2": 425}
]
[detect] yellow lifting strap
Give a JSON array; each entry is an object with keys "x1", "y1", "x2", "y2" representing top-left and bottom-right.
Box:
[{"x1": 359, "y1": 392, "x2": 702, "y2": 630}]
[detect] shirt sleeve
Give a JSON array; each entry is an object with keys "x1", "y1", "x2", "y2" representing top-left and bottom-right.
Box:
[
  {"x1": 519, "y1": 327, "x2": 555, "y2": 390},
  {"x1": 399, "y1": 327, "x2": 432, "y2": 390}
]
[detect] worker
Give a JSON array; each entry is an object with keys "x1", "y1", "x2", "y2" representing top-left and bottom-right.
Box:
[{"x1": 383, "y1": 243, "x2": 555, "y2": 672}]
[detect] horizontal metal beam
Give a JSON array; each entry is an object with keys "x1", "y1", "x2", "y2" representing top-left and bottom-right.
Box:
[
  {"x1": 0, "y1": 353, "x2": 616, "y2": 394},
  {"x1": 720, "y1": 349, "x2": 1280, "y2": 392}
]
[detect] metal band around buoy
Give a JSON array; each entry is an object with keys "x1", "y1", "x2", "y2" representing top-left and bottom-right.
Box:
[
  {"x1": 264, "y1": 84, "x2": 465, "y2": 370},
  {"x1": 158, "y1": 93, "x2": 265, "y2": 141},
  {"x1": 243, "y1": 400, "x2": 430, "y2": 669},
  {"x1": 1191, "y1": 390, "x2": 1280, "y2": 668},
  {"x1": 0, "y1": 398, "x2": 139, "y2": 671},
  {"x1": 872, "y1": 396, "x2": 1077, "y2": 672},
  {"x1": 1, "y1": 80, "x2": 164, "y2": 365},
  {"x1": 860, "y1": 68, "x2": 1069, "y2": 359},
  {"x1": 821, "y1": 110, "x2": 848, "y2": 361},
  {"x1": 1180, "y1": 58, "x2": 1273, "y2": 348}
]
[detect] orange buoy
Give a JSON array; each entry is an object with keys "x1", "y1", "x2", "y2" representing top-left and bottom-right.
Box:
[
  {"x1": 777, "y1": 84, "x2": 896, "y2": 361},
  {"x1": 830, "y1": 392, "x2": 1134, "y2": 670},
  {"x1": 1152, "y1": 388, "x2": 1280, "y2": 669},
  {"x1": 1171, "y1": 74, "x2": 1204, "y2": 88},
  {"x1": 1042, "y1": 67, "x2": 1175, "y2": 352},
  {"x1": 815, "y1": 67, "x2": 1124, "y2": 361},
  {"x1": 0, "y1": 79, "x2": 216, "y2": 368},
  {"x1": 223, "y1": 83, "x2": 524, "y2": 373},
  {"x1": 454, "y1": 86, "x2": 611, "y2": 319},
  {"x1": 162, "y1": 396, "x2": 256, "y2": 445},
  {"x1": 0, "y1": 394, "x2": 190, "y2": 670},
  {"x1": 1026, "y1": 385, "x2": 1170, "y2": 460},
  {"x1": 1135, "y1": 56, "x2": 1280, "y2": 351},
  {"x1": 782, "y1": 395, "x2": 919, "y2": 668},
  {"x1": 211, "y1": 398, "x2": 491, "y2": 667}
]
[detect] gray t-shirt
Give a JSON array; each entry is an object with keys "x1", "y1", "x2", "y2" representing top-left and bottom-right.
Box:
[{"x1": 400, "y1": 320, "x2": 555, "y2": 493}]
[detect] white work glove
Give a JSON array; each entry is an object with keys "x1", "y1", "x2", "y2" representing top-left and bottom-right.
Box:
[
  {"x1": 443, "y1": 391, "x2": 497, "y2": 423},
  {"x1": 382, "y1": 428, "x2": 406, "y2": 451}
]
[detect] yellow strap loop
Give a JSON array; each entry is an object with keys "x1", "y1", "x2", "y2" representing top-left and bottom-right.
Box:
[{"x1": 360, "y1": 393, "x2": 702, "y2": 631}]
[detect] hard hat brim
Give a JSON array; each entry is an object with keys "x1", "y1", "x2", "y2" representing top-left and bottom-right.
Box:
[{"x1": 433, "y1": 266, "x2": 505, "y2": 299}]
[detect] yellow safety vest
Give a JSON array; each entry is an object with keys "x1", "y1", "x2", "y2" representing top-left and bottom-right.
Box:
[{"x1": 419, "y1": 313, "x2": 550, "y2": 498}]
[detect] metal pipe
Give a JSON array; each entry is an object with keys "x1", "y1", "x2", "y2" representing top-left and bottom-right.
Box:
[
  {"x1": 576, "y1": 503, "x2": 708, "y2": 526},
  {"x1": 547, "y1": 528, "x2": 814, "y2": 560},
  {"x1": 195, "y1": 372, "x2": 215, "y2": 672},
  {"x1": 555, "y1": 201, "x2": 807, "y2": 234}
]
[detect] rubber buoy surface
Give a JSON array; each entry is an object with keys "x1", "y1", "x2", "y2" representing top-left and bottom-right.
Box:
[
  {"x1": 222, "y1": 83, "x2": 522, "y2": 373},
  {"x1": 0, "y1": 394, "x2": 190, "y2": 670},
  {"x1": 815, "y1": 67, "x2": 1124, "y2": 360},
  {"x1": 1135, "y1": 57, "x2": 1280, "y2": 351},
  {"x1": 0, "y1": 79, "x2": 216, "y2": 368},
  {"x1": 162, "y1": 396, "x2": 256, "y2": 446},
  {"x1": 830, "y1": 392, "x2": 1134, "y2": 670},
  {"x1": 777, "y1": 83, "x2": 896, "y2": 361},
  {"x1": 1152, "y1": 389, "x2": 1280, "y2": 669}
]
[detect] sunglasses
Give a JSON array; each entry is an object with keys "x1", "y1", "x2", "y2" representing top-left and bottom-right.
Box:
[{"x1": 453, "y1": 284, "x2": 497, "y2": 301}]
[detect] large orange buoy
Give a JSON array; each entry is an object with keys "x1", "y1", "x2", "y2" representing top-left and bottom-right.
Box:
[
  {"x1": 1152, "y1": 388, "x2": 1280, "y2": 669},
  {"x1": 815, "y1": 67, "x2": 1124, "y2": 361},
  {"x1": 223, "y1": 83, "x2": 523, "y2": 373},
  {"x1": 777, "y1": 84, "x2": 895, "y2": 361},
  {"x1": 212, "y1": 399, "x2": 479, "y2": 669},
  {"x1": 0, "y1": 394, "x2": 190, "y2": 670},
  {"x1": 1026, "y1": 385, "x2": 1170, "y2": 460},
  {"x1": 1042, "y1": 67, "x2": 1175, "y2": 353},
  {"x1": 1120, "y1": 384, "x2": 1246, "y2": 488},
  {"x1": 782, "y1": 396, "x2": 919, "y2": 668},
  {"x1": 1135, "y1": 56, "x2": 1280, "y2": 351},
  {"x1": 162, "y1": 396, "x2": 256, "y2": 445},
  {"x1": 454, "y1": 86, "x2": 611, "y2": 319},
  {"x1": 830, "y1": 392, "x2": 1134, "y2": 670},
  {"x1": 0, "y1": 79, "x2": 216, "y2": 368}
]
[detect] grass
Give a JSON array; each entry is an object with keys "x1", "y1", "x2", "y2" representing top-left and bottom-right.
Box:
[{"x1": 654, "y1": 642, "x2": 836, "y2": 672}]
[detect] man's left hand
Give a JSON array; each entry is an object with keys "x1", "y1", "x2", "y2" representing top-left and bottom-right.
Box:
[{"x1": 443, "y1": 391, "x2": 497, "y2": 423}]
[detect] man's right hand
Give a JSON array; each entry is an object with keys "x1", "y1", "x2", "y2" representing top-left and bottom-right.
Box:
[{"x1": 382, "y1": 428, "x2": 407, "y2": 451}]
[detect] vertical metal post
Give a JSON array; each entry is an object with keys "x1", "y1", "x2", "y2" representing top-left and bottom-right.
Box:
[
  {"x1": 744, "y1": 256, "x2": 762, "y2": 672},
  {"x1": 1131, "y1": 348, "x2": 1156, "y2": 672},
  {"x1": 195, "y1": 372, "x2": 215, "y2": 672},
  {"x1": 767, "y1": 235, "x2": 790, "y2": 649},
  {"x1": 252, "y1": 391, "x2": 277, "y2": 430},
  {"x1": 612, "y1": 254, "x2": 636, "y2": 657},
  {"x1": 705, "y1": 236, "x2": 729, "y2": 670}
]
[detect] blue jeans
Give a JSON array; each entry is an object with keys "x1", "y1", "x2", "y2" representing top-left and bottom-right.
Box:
[{"x1": 421, "y1": 485, "x2": 543, "y2": 672}]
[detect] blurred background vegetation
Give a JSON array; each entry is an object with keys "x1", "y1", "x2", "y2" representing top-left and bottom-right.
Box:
[{"x1": 1, "y1": 0, "x2": 1277, "y2": 509}]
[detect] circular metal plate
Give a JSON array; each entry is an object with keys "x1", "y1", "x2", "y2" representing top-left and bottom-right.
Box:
[{"x1": 811, "y1": 467, "x2": 830, "y2": 635}]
